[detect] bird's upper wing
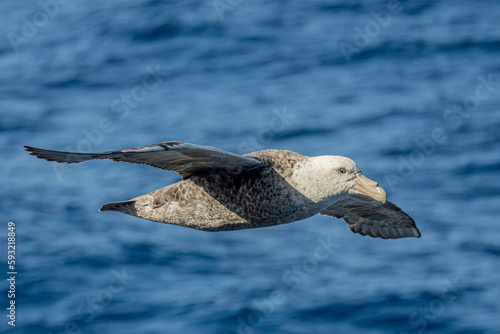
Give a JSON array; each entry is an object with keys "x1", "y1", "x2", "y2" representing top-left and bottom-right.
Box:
[
  {"x1": 320, "y1": 195, "x2": 420, "y2": 239},
  {"x1": 24, "y1": 141, "x2": 267, "y2": 178}
]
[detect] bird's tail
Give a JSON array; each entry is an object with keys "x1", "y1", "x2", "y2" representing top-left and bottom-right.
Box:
[{"x1": 99, "y1": 200, "x2": 137, "y2": 215}]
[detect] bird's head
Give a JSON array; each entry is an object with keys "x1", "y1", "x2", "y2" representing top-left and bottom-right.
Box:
[{"x1": 304, "y1": 155, "x2": 387, "y2": 204}]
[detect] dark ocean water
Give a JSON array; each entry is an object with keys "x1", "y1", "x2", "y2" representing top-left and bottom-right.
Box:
[{"x1": 1, "y1": 0, "x2": 500, "y2": 333}]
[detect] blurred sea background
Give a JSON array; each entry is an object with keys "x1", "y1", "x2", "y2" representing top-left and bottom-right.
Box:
[{"x1": 1, "y1": 0, "x2": 500, "y2": 333}]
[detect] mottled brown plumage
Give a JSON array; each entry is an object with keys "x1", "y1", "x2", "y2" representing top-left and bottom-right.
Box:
[{"x1": 25, "y1": 141, "x2": 420, "y2": 239}]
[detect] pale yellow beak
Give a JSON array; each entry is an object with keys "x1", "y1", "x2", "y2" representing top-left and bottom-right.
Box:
[{"x1": 353, "y1": 173, "x2": 387, "y2": 203}]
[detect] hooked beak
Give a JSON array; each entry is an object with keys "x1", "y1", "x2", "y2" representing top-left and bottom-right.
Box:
[{"x1": 353, "y1": 173, "x2": 387, "y2": 203}]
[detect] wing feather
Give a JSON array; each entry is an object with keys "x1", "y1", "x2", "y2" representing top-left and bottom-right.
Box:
[
  {"x1": 320, "y1": 195, "x2": 420, "y2": 239},
  {"x1": 24, "y1": 141, "x2": 267, "y2": 178}
]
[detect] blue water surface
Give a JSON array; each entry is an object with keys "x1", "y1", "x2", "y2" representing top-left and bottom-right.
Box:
[{"x1": 1, "y1": 0, "x2": 500, "y2": 333}]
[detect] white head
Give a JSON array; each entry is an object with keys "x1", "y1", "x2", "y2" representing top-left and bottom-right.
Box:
[{"x1": 294, "y1": 155, "x2": 387, "y2": 205}]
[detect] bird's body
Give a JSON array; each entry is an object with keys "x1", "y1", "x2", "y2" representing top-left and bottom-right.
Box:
[
  {"x1": 25, "y1": 141, "x2": 421, "y2": 239},
  {"x1": 106, "y1": 149, "x2": 332, "y2": 231}
]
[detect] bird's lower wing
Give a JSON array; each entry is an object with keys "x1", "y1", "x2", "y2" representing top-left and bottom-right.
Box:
[
  {"x1": 24, "y1": 141, "x2": 267, "y2": 178},
  {"x1": 320, "y1": 195, "x2": 421, "y2": 239}
]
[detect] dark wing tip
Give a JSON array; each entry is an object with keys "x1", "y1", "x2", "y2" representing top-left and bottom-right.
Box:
[
  {"x1": 24, "y1": 145, "x2": 36, "y2": 154},
  {"x1": 347, "y1": 220, "x2": 421, "y2": 239},
  {"x1": 24, "y1": 145, "x2": 53, "y2": 161},
  {"x1": 24, "y1": 145, "x2": 84, "y2": 164}
]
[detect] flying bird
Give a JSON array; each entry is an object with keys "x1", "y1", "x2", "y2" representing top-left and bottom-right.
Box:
[{"x1": 24, "y1": 141, "x2": 420, "y2": 239}]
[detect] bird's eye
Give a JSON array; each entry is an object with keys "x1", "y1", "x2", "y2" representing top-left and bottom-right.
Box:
[{"x1": 339, "y1": 168, "x2": 346, "y2": 174}]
